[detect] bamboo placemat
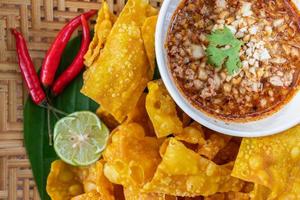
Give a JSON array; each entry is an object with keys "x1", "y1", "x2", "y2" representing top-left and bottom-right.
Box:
[{"x1": 0, "y1": 0, "x2": 161, "y2": 199}]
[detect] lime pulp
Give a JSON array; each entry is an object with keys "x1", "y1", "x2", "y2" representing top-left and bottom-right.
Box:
[{"x1": 53, "y1": 111, "x2": 109, "y2": 166}]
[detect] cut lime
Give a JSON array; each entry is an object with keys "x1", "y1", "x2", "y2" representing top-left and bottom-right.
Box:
[{"x1": 53, "y1": 111, "x2": 109, "y2": 166}]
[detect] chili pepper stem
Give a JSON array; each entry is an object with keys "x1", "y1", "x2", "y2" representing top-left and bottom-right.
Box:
[
  {"x1": 41, "y1": 100, "x2": 69, "y2": 146},
  {"x1": 39, "y1": 104, "x2": 69, "y2": 116},
  {"x1": 47, "y1": 107, "x2": 53, "y2": 146},
  {"x1": 51, "y1": 108, "x2": 61, "y2": 121},
  {"x1": 46, "y1": 97, "x2": 69, "y2": 116},
  {"x1": 48, "y1": 105, "x2": 69, "y2": 116}
]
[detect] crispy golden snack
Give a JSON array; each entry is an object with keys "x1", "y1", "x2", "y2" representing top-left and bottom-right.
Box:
[
  {"x1": 232, "y1": 125, "x2": 300, "y2": 199},
  {"x1": 79, "y1": 161, "x2": 114, "y2": 199},
  {"x1": 174, "y1": 122, "x2": 206, "y2": 145},
  {"x1": 146, "y1": 4, "x2": 158, "y2": 17},
  {"x1": 198, "y1": 133, "x2": 231, "y2": 160},
  {"x1": 96, "y1": 161, "x2": 115, "y2": 199},
  {"x1": 213, "y1": 140, "x2": 241, "y2": 165},
  {"x1": 124, "y1": 188, "x2": 176, "y2": 200},
  {"x1": 249, "y1": 184, "x2": 271, "y2": 200},
  {"x1": 81, "y1": 0, "x2": 152, "y2": 123},
  {"x1": 142, "y1": 15, "x2": 158, "y2": 75},
  {"x1": 221, "y1": 162, "x2": 235, "y2": 171},
  {"x1": 96, "y1": 107, "x2": 119, "y2": 130},
  {"x1": 204, "y1": 192, "x2": 250, "y2": 200},
  {"x1": 146, "y1": 80, "x2": 183, "y2": 138},
  {"x1": 47, "y1": 160, "x2": 115, "y2": 200},
  {"x1": 159, "y1": 138, "x2": 170, "y2": 158},
  {"x1": 125, "y1": 93, "x2": 155, "y2": 136},
  {"x1": 103, "y1": 123, "x2": 161, "y2": 188},
  {"x1": 143, "y1": 138, "x2": 244, "y2": 197},
  {"x1": 47, "y1": 160, "x2": 84, "y2": 200},
  {"x1": 276, "y1": 168, "x2": 300, "y2": 199},
  {"x1": 182, "y1": 114, "x2": 193, "y2": 127},
  {"x1": 176, "y1": 107, "x2": 193, "y2": 127},
  {"x1": 241, "y1": 182, "x2": 254, "y2": 194},
  {"x1": 71, "y1": 190, "x2": 102, "y2": 200},
  {"x1": 84, "y1": 1, "x2": 116, "y2": 67}
]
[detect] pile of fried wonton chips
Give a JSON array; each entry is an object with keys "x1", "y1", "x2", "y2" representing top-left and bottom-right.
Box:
[{"x1": 47, "y1": 0, "x2": 300, "y2": 199}]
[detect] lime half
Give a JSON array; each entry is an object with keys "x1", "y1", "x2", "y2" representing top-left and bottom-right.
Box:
[{"x1": 54, "y1": 111, "x2": 109, "y2": 166}]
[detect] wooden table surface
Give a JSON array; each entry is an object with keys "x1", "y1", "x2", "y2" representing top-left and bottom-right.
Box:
[{"x1": 0, "y1": 0, "x2": 161, "y2": 199}]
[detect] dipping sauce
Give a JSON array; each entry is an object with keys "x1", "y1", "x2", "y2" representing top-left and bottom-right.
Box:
[{"x1": 166, "y1": 0, "x2": 300, "y2": 120}]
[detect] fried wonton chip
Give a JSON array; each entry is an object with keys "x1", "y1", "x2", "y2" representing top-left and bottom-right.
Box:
[
  {"x1": 159, "y1": 138, "x2": 171, "y2": 158},
  {"x1": 174, "y1": 122, "x2": 206, "y2": 145},
  {"x1": 276, "y1": 167, "x2": 300, "y2": 199},
  {"x1": 81, "y1": 0, "x2": 152, "y2": 123},
  {"x1": 47, "y1": 160, "x2": 84, "y2": 200},
  {"x1": 232, "y1": 125, "x2": 300, "y2": 199},
  {"x1": 103, "y1": 123, "x2": 161, "y2": 188},
  {"x1": 176, "y1": 107, "x2": 193, "y2": 127},
  {"x1": 213, "y1": 140, "x2": 241, "y2": 165},
  {"x1": 221, "y1": 162, "x2": 235, "y2": 171},
  {"x1": 241, "y1": 182, "x2": 254, "y2": 194},
  {"x1": 79, "y1": 161, "x2": 114, "y2": 199},
  {"x1": 71, "y1": 190, "x2": 102, "y2": 200},
  {"x1": 249, "y1": 184, "x2": 271, "y2": 200},
  {"x1": 146, "y1": 80, "x2": 183, "y2": 138},
  {"x1": 143, "y1": 138, "x2": 244, "y2": 197},
  {"x1": 198, "y1": 133, "x2": 231, "y2": 160},
  {"x1": 47, "y1": 160, "x2": 115, "y2": 200},
  {"x1": 204, "y1": 192, "x2": 250, "y2": 200},
  {"x1": 84, "y1": 1, "x2": 116, "y2": 67},
  {"x1": 125, "y1": 93, "x2": 155, "y2": 136},
  {"x1": 142, "y1": 15, "x2": 157, "y2": 75},
  {"x1": 96, "y1": 107, "x2": 119, "y2": 130},
  {"x1": 124, "y1": 188, "x2": 176, "y2": 200},
  {"x1": 146, "y1": 4, "x2": 158, "y2": 17}
]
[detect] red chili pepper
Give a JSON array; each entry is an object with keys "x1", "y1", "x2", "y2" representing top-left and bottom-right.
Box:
[
  {"x1": 11, "y1": 29, "x2": 46, "y2": 105},
  {"x1": 40, "y1": 10, "x2": 97, "y2": 87},
  {"x1": 51, "y1": 15, "x2": 90, "y2": 95}
]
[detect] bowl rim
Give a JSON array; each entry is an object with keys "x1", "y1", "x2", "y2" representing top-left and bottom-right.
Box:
[{"x1": 155, "y1": 0, "x2": 300, "y2": 137}]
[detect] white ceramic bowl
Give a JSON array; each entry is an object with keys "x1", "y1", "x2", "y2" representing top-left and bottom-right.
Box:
[{"x1": 156, "y1": 0, "x2": 300, "y2": 137}]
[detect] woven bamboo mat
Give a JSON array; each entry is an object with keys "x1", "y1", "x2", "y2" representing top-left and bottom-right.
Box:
[{"x1": 0, "y1": 0, "x2": 162, "y2": 199}]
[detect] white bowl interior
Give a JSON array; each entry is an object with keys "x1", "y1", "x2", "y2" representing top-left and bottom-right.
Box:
[{"x1": 156, "y1": 0, "x2": 300, "y2": 137}]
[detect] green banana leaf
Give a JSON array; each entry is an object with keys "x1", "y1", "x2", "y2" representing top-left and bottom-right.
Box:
[
  {"x1": 23, "y1": 32, "x2": 160, "y2": 200},
  {"x1": 23, "y1": 35, "x2": 98, "y2": 200}
]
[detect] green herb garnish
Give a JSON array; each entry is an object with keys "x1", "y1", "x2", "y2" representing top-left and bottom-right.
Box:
[{"x1": 206, "y1": 27, "x2": 243, "y2": 75}]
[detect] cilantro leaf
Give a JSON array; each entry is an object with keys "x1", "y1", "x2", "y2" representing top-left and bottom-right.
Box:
[{"x1": 206, "y1": 27, "x2": 243, "y2": 75}]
